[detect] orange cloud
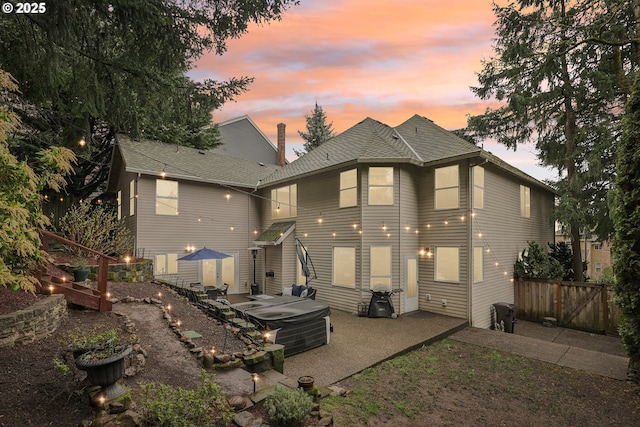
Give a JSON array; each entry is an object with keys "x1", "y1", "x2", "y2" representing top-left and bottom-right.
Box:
[{"x1": 194, "y1": 0, "x2": 553, "y2": 181}]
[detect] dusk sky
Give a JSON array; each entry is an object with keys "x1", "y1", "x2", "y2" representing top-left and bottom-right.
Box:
[{"x1": 193, "y1": 0, "x2": 556, "y2": 182}]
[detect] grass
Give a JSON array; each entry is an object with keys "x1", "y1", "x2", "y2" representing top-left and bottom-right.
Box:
[{"x1": 321, "y1": 339, "x2": 640, "y2": 427}]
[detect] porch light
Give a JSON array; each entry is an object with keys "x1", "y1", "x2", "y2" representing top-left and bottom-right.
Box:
[
  {"x1": 78, "y1": 136, "x2": 86, "y2": 147},
  {"x1": 226, "y1": 191, "x2": 231, "y2": 200}
]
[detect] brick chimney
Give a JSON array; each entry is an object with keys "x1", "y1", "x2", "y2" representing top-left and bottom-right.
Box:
[{"x1": 277, "y1": 123, "x2": 286, "y2": 166}]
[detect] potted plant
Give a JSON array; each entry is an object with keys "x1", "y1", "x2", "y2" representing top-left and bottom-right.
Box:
[
  {"x1": 62, "y1": 327, "x2": 118, "y2": 358},
  {"x1": 297, "y1": 375, "x2": 315, "y2": 391},
  {"x1": 72, "y1": 257, "x2": 90, "y2": 282},
  {"x1": 75, "y1": 335, "x2": 133, "y2": 401}
]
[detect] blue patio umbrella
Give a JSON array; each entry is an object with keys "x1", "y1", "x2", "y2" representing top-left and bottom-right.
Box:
[{"x1": 178, "y1": 247, "x2": 231, "y2": 261}]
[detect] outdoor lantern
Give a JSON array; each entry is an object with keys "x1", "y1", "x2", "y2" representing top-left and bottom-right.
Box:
[{"x1": 251, "y1": 373, "x2": 259, "y2": 393}]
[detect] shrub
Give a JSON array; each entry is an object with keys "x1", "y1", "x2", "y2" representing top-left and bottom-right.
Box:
[
  {"x1": 514, "y1": 241, "x2": 563, "y2": 280},
  {"x1": 57, "y1": 202, "x2": 133, "y2": 257},
  {"x1": 138, "y1": 371, "x2": 232, "y2": 427},
  {"x1": 0, "y1": 69, "x2": 76, "y2": 292},
  {"x1": 264, "y1": 386, "x2": 314, "y2": 427}
]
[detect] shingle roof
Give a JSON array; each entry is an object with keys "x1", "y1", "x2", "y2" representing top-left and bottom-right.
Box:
[
  {"x1": 253, "y1": 221, "x2": 296, "y2": 246},
  {"x1": 259, "y1": 115, "x2": 480, "y2": 185},
  {"x1": 115, "y1": 134, "x2": 280, "y2": 188},
  {"x1": 259, "y1": 114, "x2": 551, "y2": 191}
]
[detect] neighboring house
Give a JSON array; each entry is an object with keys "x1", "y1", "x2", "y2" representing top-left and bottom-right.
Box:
[
  {"x1": 108, "y1": 114, "x2": 556, "y2": 328},
  {"x1": 555, "y1": 225, "x2": 613, "y2": 280}
]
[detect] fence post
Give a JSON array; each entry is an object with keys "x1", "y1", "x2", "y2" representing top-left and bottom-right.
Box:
[
  {"x1": 601, "y1": 284, "x2": 609, "y2": 333},
  {"x1": 556, "y1": 282, "x2": 562, "y2": 324}
]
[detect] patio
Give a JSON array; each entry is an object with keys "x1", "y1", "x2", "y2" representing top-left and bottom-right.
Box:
[{"x1": 224, "y1": 294, "x2": 468, "y2": 388}]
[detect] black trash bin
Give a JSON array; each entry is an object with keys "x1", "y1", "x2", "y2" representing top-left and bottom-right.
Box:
[
  {"x1": 493, "y1": 302, "x2": 517, "y2": 333},
  {"x1": 250, "y1": 283, "x2": 259, "y2": 295}
]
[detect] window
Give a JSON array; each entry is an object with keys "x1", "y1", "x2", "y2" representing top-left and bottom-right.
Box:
[
  {"x1": 594, "y1": 244, "x2": 601, "y2": 250},
  {"x1": 333, "y1": 247, "x2": 356, "y2": 288},
  {"x1": 129, "y1": 179, "x2": 135, "y2": 217},
  {"x1": 156, "y1": 179, "x2": 178, "y2": 215},
  {"x1": 473, "y1": 246, "x2": 484, "y2": 283},
  {"x1": 340, "y1": 169, "x2": 358, "y2": 208},
  {"x1": 435, "y1": 165, "x2": 459, "y2": 209},
  {"x1": 368, "y1": 167, "x2": 393, "y2": 205},
  {"x1": 435, "y1": 247, "x2": 459, "y2": 282},
  {"x1": 473, "y1": 166, "x2": 484, "y2": 209},
  {"x1": 595, "y1": 262, "x2": 602, "y2": 272},
  {"x1": 271, "y1": 184, "x2": 297, "y2": 219},
  {"x1": 520, "y1": 185, "x2": 530, "y2": 218},
  {"x1": 370, "y1": 246, "x2": 391, "y2": 290},
  {"x1": 155, "y1": 253, "x2": 178, "y2": 275},
  {"x1": 117, "y1": 190, "x2": 122, "y2": 220}
]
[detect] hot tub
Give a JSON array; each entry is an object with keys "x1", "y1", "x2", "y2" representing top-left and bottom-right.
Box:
[{"x1": 232, "y1": 297, "x2": 331, "y2": 356}]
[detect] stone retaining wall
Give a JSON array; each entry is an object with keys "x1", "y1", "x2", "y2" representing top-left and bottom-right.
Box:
[
  {"x1": 88, "y1": 259, "x2": 153, "y2": 283},
  {"x1": 0, "y1": 294, "x2": 67, "y2": 348}
]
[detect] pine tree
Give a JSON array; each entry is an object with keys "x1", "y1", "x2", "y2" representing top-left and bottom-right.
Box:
[
  {"x1": 466, "y1": 0, "x2": 639, "y2": 282},
  {"x1": 612, "y1": 72, "x2": 640, "y2": 365},
  {"x1": 294, "y1": 102, "x2": 336, "y2": 156}
]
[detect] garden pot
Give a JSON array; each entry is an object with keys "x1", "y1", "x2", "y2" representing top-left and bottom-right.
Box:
[
  {"x1": 297, "y1": 376, "x2": 314, "y2": 391},
  {"x1": 73, "y1": 268, "x2": 90, "y2": 282},
  {"x1": 76, "y1": 346, "x2": 132, "y2": 401}
]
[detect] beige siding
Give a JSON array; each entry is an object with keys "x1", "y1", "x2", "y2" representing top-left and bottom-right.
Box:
[
  {"x1": 135, "y1": 176, "x2": 260, "y2": 293},
  {"x1": 470, "y1": 164, "x2": 555, "y2": 328},
  {"x1": 418, "y1": 161, "x2": 470, "y2": 320}
]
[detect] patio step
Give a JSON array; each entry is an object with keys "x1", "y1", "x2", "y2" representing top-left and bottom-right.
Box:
[{"x1": 230, "y1": 318, "x2": 257, "y2": 331}]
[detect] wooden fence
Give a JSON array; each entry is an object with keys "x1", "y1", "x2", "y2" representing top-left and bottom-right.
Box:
[{"x1": 514, "y1": 279, "x2": 620, "y2": 335}]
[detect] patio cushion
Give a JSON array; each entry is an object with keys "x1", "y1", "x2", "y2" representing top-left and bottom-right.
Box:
[{"x1": 292, "y1": 284, "x2": 305, "y2": 297}]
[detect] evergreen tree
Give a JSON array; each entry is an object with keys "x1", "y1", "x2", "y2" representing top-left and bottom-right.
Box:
[
  {"x1": 0, "y1": 0, "x2": 299, "y2": 199},
  {"x1": 466, "y1": 0, "x2": 639, "y2": 282},
  {"x1": 294, "y1": 102, "x2": 336, "y2": 156},
  {"x1": 612, "y1": 72, "x2": 640, "y2": 365}
]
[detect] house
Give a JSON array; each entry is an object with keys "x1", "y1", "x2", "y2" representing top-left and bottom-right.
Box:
[{"x1": 108, "y1": 114, "x2": 555, "y2": 328}]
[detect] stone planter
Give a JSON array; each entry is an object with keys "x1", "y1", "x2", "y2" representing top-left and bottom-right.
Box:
[{"x1": 76, "y1": 346, "x2": 132, "y2": 401}]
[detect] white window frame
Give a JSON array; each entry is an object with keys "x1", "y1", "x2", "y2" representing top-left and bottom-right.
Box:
[
  {"x1": 473, "y1": 246, "x2": 484, "y2": 283},
  {"x1": 117, "y1": 190, "x2": 122, "y2": 220},
  {"x1": 435, "y1": 165, "x2": 459, "y2": 210},
  {"x1": 368, "y1": 167, "x2": 394, "y2": 205},
  {"x1": 333, "y1": 247, "x2": 356, "y2": 288},
  {"x1": 129, "y1": 179, "x2": 135, "y2": 217},
  {"x1": 595, "y1": 262, "x2": 602, "y2": 272},
  {"x1": 156, "y1": 179, "x2": 178, "y2": 216},
  {"x1": 370, "y1": 246, "x2": 392, "y2": 290},
  {"x1": 271, "y1": 184, "x2": 297, "y2": 219},
  {"x1": 473, "y1": 166, "x2": 484, "y2": 210},
  {"x1": 520, "y1": 185, "x2": 531, "y2": 218},
  {"x1": 340, "y1": 169, "x2": 358, "y2": 208},
  {"x1": 435, "y1": 246, "x2": 459, "y2": 282},
  {"x1": 155, "y1": 253, "x2": 178, "y2": 275}
]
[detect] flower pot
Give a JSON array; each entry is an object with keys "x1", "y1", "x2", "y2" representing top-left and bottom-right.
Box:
[
  {"x1": 297, "y1": 376, "x2": 314, "y2": 391},
  {"x1": 73, "y1": 268, "x2": 90, "y2": 282},
  {"x1": 76, "y1": 346, "x2": 132, "y2": 401}
]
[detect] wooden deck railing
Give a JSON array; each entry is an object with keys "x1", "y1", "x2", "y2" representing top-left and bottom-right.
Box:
[{"x1": 38, "y1": 229, "x2": 118, "y2": 312}]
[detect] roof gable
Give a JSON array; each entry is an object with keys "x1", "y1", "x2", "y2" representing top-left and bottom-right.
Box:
[{"x1": 214, "y1": 115, "x2": 279, "y2": 164}]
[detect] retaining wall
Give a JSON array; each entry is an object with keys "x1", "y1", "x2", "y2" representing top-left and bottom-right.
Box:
[{"x1": 0, "y1": 294, "x2": 67, "y2": 348}]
